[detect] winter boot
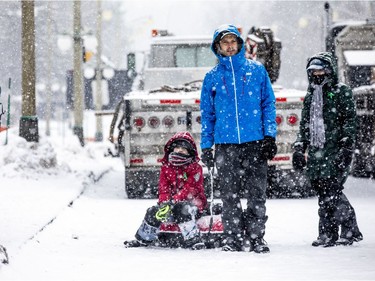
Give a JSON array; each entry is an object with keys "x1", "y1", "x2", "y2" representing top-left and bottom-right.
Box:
[
  {"x1": 221, "y1": 236, "x2": 243, "y2": 252},
  {"x1": 179, "y1": 220, "x2": 205, "y2": 250},
  {"x1": 250, "y1": 238, "x2": 270, "y2": 254},
  {"x1": 314, "y1": 217, "x2": 339, "y2": 247},
  {"x1": 184, "y1": 235, "x2": 206, "y2": 250},
  {"x1": 311, "y1": 236, "x2": 336, "y2": 247},
  {"x1": 335, "y1": 238, "x2": 353, "y2": 246},
  {"x1": 123, "y1": 239, "x2": 149, "y2": 248},
  {"x1": 336, "y1": 231, "x2": 363, "y2": 246}
]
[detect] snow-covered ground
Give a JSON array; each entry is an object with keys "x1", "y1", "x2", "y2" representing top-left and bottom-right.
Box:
[{"x1": 0, "y1": 121, "x2": 374, "y2": 281}]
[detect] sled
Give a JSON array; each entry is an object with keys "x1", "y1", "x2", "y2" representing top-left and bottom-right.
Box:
[{"x1": 158, "y1": 212, "x2": 224, "y2": 249}]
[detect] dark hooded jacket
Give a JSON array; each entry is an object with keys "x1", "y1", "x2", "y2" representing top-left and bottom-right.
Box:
[
  {"x1": 158, "y1": 132, "x2": 207, "y2": 212},
  {"x1": 295, "y1": 52, "x2": 356, "y2": 181}
]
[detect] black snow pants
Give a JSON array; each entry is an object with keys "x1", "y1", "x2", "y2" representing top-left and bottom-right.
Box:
[
  {"x1": 311, "y1": 178, "x2": 362, "y2": 241},
  {"x1": 215, "y1": 142, "x2": 268, "y2": 243}
]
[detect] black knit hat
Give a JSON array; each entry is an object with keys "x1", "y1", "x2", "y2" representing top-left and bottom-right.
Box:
[{"x1": 170, "y1": 139, "x2": 194, "y2": 155}]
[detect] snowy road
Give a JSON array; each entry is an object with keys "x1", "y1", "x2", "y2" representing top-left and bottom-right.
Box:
[{"x1": 1, "y1": 160, "x2": 374, "y2": 281}]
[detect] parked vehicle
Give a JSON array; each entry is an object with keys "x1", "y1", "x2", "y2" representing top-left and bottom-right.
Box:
[{"x1": 324, "y1": 2, "x2": 375, "y2": 178}]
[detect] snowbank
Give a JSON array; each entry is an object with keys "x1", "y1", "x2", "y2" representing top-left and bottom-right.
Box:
[{"x1": 0, "y1": 127, "x2": 114, "y2": 258}]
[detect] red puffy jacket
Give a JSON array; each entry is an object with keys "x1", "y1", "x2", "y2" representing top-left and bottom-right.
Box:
[{"x1": 158, "y1": 132, "x2": 207, "y2": 212}]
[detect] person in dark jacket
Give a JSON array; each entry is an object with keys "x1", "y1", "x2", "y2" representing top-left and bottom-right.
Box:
[
  {"x1": 293, "y1": 52, "x2": 363, "y2": 247},
  {"x1": 200, "y1": 24, "x2": 277, "y2": 253},
  {"x1": 124, "y1": 132, "x2": 207, "y2": 250}
]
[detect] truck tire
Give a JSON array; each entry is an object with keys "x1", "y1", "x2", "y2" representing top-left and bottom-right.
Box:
[
  {"x1": 351, "y1": 154, "x2": 372, "y2": 178},
  {"x1": 267, "y1": 167, "x2": 314, "y2": 198},
  {"x1": 125, "y1": 169, "x2": 159, "y2": 199}
]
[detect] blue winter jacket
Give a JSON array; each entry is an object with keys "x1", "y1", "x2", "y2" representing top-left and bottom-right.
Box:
[{"x1": 200, "y1": 24, "x2": 277, "y2": 149}]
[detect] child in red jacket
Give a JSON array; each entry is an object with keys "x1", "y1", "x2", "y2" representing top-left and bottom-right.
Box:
[{"x1": 124, "y1": 132, "x2": 207, "y2": 249}]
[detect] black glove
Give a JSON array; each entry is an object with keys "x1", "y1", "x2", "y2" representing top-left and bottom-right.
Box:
[
  {"x1": 201, "y1": 148, "x2": 214, "y2": 169},
  {"x1": 336, "y1": 148, "x2": 353, "y2": 172},
  {"x1": 338, "y1": 137, "x2": 354, "y2": 150},
  {"x1": 292, "y1": 151, "x2": 306, "y2": 171},
  {"x1": 261, "y1": 136, "x2": 277, "y2": 160},
  {"x1": 292, "y1": 141, "x2": 307, "y2": 171}
]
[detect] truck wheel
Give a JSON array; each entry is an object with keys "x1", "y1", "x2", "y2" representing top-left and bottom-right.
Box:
[
  {"x1": 125, "y1": 169, "x2": 159, "y2": 199},
  {"x1": 125, "y1": 184, "x2": 141, "y2": 199},
  {"x1": 267, "y1": 168, "x2": 313, "y2": 198},
  {"x1": 351, "y1": 154, "x2": 372, "y2": 178}
]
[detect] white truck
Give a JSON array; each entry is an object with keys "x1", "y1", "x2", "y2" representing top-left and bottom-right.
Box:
[
  {"x1": 110, "y1": 28, "x2": 312, "y2": 199},
  {"x1": 325, "y1": 2, "x2": 375, "y2": 178}
]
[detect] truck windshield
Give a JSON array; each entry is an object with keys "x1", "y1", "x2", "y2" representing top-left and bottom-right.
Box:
[
  {"x1": 150, "y1": 44, "x2": 217, "y2": 68},
  {"x1": 176, "y1": 45, "x2": 216, "y2": 67}
]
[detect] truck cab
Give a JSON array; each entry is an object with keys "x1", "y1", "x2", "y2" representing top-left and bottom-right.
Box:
[{"x1": 141, "y1": 30, "x2": 216, "y2": 90}]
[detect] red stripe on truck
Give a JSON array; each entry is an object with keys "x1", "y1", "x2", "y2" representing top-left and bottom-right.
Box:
[
  {"x1": 130, "y1": 158, "x2": 144, "y2": 164},
  {"x1": 276, "y1": 97, "x2": 287, "y2": 102},
  {"x1": 272, "y1": 156, "x2": 290, "y2": 161},
  {"x1": 160, "y1": 100, "x2": 181, "y2": 104}
]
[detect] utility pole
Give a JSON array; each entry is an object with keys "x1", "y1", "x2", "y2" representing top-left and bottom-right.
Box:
[
  {"x1": 20, "y1": 0, "x2": 39, "y2": 142},
  {"x1": 73, "y1": 0, "x2": 85, "y2": 146},
  {"x1": 95, "y1": 0, "x2": 103, "y2": 141},
  {"x1": 324, "y1": 2, "x2": 332, "y2": 37},
  {"x1": 45, "y1": 1, "x2": 52, "y2": 136}
]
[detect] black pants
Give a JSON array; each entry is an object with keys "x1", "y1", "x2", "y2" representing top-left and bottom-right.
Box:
[
  {"x1": 311, "y1": 178, "x2": 361, "y2": 241},
  {"x1": 215, "y1": 142, "x2": 268, "y2": 242}
]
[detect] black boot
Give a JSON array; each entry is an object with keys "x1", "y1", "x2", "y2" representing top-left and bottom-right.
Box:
[
  {"x1": 250, "y1": 238, "x2": 270, "y2": 253},
  {"x1": 222, "y1": 236, "x2": 243, "y2": 252},
  {"x1": 311, "y1": 237, "x2": 336, "y2": 247},
  {"x1": 336, "y1": 231, "x2": 363, "y2": 246},
  {"x1": 123, "y1": 239, "x2": 150, "y2": 248},
  {"x1": 183, "y1": 235, "x2": 206, "y2": 250}
]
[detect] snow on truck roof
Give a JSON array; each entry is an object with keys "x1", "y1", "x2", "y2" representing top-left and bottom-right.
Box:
[
  {"x1": 151, "y1": 36, "x2": 212, "y2": 45},
  {"x1": 125, "y1": 89, "x2": 201, "y2": 101},
  {"x1": 344, "y1": 50, "x2": 375, "y2": 66}
]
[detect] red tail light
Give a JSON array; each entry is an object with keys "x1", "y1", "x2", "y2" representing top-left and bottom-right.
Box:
[
  {"x1": 276, "y1": 114, "x2": 283, "y2": 125},
  {"x1": 287, "y1": 114, "x2": 298, "y2": 126},
  {"x1": 151, "y1": 29, "x2": 158, "y2": 37},
  {"x1": 162, "y1": 116, "x2": 174, "y2": 128},
  {"x1": 133, "y1": 117, "x2": 145, "y2": 129}
]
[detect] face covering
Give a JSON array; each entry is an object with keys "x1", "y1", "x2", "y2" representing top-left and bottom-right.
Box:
[
  {"x1": 312, "y1": 74, "x2": 327, "y2": 85},
  {"x1": 168, "y1": 152, "x2": 193, "y2": 166}
]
